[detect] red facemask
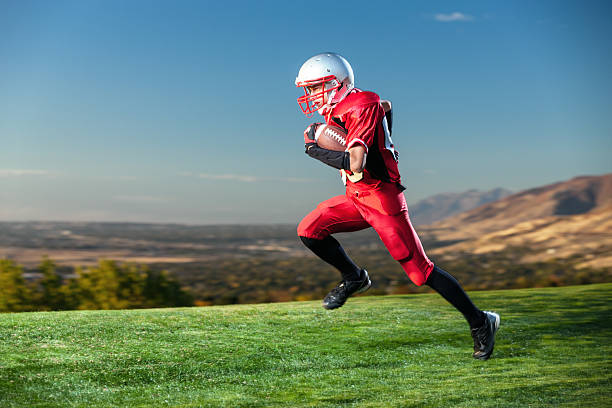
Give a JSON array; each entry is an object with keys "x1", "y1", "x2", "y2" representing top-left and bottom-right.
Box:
[{"x1": 296, "y1": 75, "x2": 341, "y2": 117}]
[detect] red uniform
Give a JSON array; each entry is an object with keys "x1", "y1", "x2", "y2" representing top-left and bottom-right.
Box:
[{"x1": 298, "y1": 89, "x2": 434, "y2": 286}]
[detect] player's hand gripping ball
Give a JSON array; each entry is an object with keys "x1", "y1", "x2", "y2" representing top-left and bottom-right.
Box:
[
  {"x1": 304, "y1": 123, "x2": 348, "y2": 151},
  {"x1": 304, "y1": 122, "x2": 321, "y2": 146},
  {"x1": 315, "y1": 124, "x2": 347, "y2": 151}
]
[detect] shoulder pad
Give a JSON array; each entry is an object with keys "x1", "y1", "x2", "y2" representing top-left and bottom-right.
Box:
[{"x1": 333, "y1": 91, "x2": 380, "y2": 117}]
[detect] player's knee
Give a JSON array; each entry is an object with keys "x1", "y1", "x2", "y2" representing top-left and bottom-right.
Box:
[
  {"x1": 399, "y1": 258, "x2": 427, "y2": 286},
  {"x1": 297, "y1": 219, "x2": 316, "y2": 238},
  {"x1": 297, "y1": 211, "x2": 330, "y2": 239},
  {"x1": 297, "y1": 221, "x2": 306, "y2": 237},
  {"x1": 410, "y1": 275, "x2": 427, "y2": 286}
]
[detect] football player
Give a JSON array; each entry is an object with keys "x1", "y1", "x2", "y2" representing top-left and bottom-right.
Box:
[{"x1": 295, "y1": 52, "x2": 499, "y2": 360}]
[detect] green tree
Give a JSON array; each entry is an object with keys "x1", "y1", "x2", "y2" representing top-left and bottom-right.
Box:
[
  {"x1": 0, "y1": 259, "x2": 33, "y2": 312},
  {"x1": 143, "y1": 268, "x2": 193, "y2": 307},
  {"x1": 38, "y1": 256, "x2": 66, "y2": 310},
  {"x1": 59, "y1": 275, "x2": 82, "y2": 311},
  {"x1": 116, "y1": 262, "x2": 146, "y2": 308},
  {"x1": 76, "y1": 260, "x2": 128, "y2": 310},
  {"x1": 72, "y1": 260, "x2": 192, "y2": 310}
]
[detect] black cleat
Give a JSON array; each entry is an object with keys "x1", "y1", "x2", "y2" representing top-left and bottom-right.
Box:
[
  {"x1": 471, "y1": 311, "x2": 500, "y2": 360},
  {"x1": 322, "y1": 269, "x2": 371, "y2": 310}
]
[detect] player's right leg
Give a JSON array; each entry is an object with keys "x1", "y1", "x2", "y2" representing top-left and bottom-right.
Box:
[
  {"x1": 349, "y1": 182, "x2": 499, "y2": 358},
  {"x1": 298, "y1": 195, "x2": 371, "y2": 309}
]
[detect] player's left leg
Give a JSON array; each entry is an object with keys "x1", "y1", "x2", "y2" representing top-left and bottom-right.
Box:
[
  {"x1": 298, "y1": 195, "x2": 370, "y2": 281},
  {"x1": 297, "y1": 195, "x2": 372, "y2": 309}
]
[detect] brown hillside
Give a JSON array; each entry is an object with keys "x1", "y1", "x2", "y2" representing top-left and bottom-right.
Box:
[
  {"x1": 409, "y1": 188, "x2": 513, "y2": 225},
  {"x1": 425, "y1": 174, "x2": 612, "y2": 240},
  {"x1": 423, "y1": 174, "x2": 612, "y2": 269},
  {"x1": 429, "y1": 204, "x2": 612, "y2": 268}
]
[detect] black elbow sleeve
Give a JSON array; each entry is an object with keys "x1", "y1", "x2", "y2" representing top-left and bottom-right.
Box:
[{"x1": 306, "y1": 145, "x2": 351, "y2": 170}]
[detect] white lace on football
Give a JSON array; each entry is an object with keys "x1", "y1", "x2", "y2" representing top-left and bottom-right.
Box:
[{"x1": 326, "y1": 128, "x2": 346, "y2": 146}]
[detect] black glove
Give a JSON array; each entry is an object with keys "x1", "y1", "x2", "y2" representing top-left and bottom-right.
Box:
[{"x1": 303, "y1": 122, "x2": 321, "y2": 151}]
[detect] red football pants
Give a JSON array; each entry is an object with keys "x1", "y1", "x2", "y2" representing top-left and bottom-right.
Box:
[{"x1": 297, "y1": 181, "x2": 434, "y2": 286}]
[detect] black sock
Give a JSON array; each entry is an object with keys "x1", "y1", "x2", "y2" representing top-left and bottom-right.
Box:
[
  {"x1": 300, "y1": 235, "x2": 361, "y2": 281},
  {"x1": 425, "y1": 265, "x2": 486, "y2": 328}
]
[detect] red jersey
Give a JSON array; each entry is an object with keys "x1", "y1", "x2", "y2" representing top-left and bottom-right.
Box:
[{"x1": 326, "y1": 89, "x2": 404, "y2": 190}]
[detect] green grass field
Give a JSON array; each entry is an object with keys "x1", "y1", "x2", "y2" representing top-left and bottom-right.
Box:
[{"x1": 1, "y1": 283, "x2": 610, "y2": 407}]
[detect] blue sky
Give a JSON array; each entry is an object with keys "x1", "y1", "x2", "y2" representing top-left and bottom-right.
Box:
[{"x1": 1, "y1": 0, "x2": 610, "y2": 224}]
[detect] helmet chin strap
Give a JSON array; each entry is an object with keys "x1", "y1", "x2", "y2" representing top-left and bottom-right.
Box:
[
  {"x1": 316, "y1": 80, "x2": 353, "y2": 118},
  {"x1": 329, "y1": 82, "x2": 353, "y2": 106},
  {"x1": 320, "y1": 83, "x2": 353, "y2": 115},
  {"x1": 317, "y1": 105, "x2": 331, "y2": 117}
]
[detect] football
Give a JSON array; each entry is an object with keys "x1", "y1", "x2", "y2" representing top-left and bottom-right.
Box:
[{"x1": 315, "y1": 124, "x2": 347, "y2": 151}]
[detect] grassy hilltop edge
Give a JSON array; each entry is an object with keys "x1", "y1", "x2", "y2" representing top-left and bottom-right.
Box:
[{"x1": 1, "y1": 283, "x2": 611, "y2": 408}]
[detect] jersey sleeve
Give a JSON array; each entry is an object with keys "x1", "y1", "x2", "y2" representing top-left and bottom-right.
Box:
[{"x1": 344, "y1": 102, "x2": 385, "y2": 153}]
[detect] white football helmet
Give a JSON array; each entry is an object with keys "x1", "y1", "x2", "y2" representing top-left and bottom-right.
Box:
[{"x1": 295, "y1": 52, "x2": 355, "y2": 116}]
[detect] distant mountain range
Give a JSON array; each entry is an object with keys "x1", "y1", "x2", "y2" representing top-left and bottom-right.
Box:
[
  {"x1": 409, "y1": 188, "x2": 513, "y2": 225},
  {"x1": 423, "y1": 173, "x2": 612, "y2": 270},
  {"x1": 1, "y1": 174, "x2": 610, "y2": 275}
]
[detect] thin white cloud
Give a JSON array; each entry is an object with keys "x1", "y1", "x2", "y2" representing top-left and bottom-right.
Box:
[
  {"x1": 113, "y1": 195, "x2": 172, "y2": 203},
  {"x1": 96, "y1": 175, "x2": 139, "y2": 182},
  {"x1": 179, "y1": 172, "x2": 312, "y2": 183},
  {"x1": 280, "y1": 177, "x2": 315, "y2": 183},
  {"x1": 0, "y1": 169, "x2": 50, "y2": 177},
  {"x1": 198, "y1": 173, "x2": 259, "y2": 182},
  {"x1": 434, "y1": 12, "x2": 474, "y2": 22}
]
